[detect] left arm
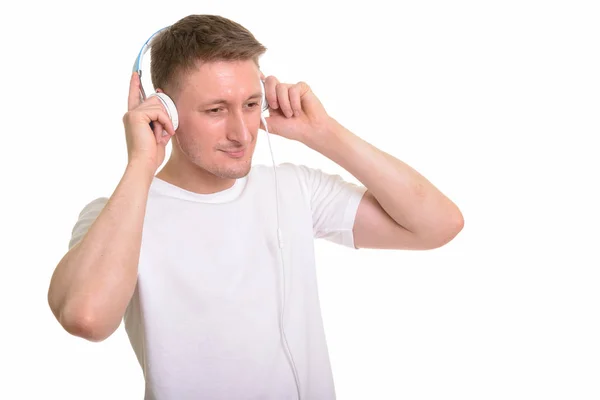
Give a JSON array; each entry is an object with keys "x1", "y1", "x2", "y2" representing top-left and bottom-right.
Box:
[
  {"x1": 262, "y1": 76, "x2": 464, "y2": 250},
  {"x1": 305, "y1": 118, "x2": 464, "y2": 250}
]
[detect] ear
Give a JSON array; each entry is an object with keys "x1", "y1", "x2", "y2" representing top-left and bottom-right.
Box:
[{"x1": 156, "y1": 88, "x2": 164, "y2": 93}]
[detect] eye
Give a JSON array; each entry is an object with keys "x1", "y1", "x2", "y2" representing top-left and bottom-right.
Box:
[
  {"x1": 245, "y1": 102, "x2": 260, "y2": 109},
  {"x1": 207, "y1": 107, "x2": 223, "y2": 114}
]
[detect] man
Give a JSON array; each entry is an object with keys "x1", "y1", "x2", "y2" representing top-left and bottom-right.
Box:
[{"x1": 48, "y1": 14, "x2": 463, "y2": 400}]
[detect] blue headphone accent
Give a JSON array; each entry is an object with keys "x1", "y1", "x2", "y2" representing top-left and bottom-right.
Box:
[{"x1": 133, "y1": 27, "x2": 167, "y2": 76}]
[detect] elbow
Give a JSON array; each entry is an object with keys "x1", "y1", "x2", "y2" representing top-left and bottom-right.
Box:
[
  {"x1": 53, "y1": 301, "x2": 116, "y2": 342},
  {"x1": 423, "y1": 208, "x2": 464, "y2": 249},
  {"x1": 444, "y1": 210, "x2": 464, "y2": 244},
  {"x1": 62, "y1": 313, "x2": 112, "y2": 343},
  {"x1": 440, "y1": 208, "x2": 464, "y2": 247},
  {"x1": 448, "y1": 208, "x2": 464, "y2": 238}
]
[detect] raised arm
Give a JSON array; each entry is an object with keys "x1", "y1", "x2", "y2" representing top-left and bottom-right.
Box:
[{"x1": 47, "y1": 72, "x2": 177, "y2": 341}]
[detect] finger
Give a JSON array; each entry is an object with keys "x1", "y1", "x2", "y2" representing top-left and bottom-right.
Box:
[
  {"x1": 152, "y1": 120, "x2": 163, "y2": 143},
  {"x1": 158, "y1": 125, "x2": 173, "y2": 146},
  {"x1": 159, "y1": 133, "x2": 173, "y2": 147},
  {"x1": 289, "y1": 83, "x2": 303, "y2": 117},
  {"x1": 128, "y1": 72, "x2": 142, "y2": 111},
  {"x1": 276, "y1": 83, "x2": 294, "y2": 118},
  {"x1": 265, "y1": 75, "x2": 280, "y2": 110},
  {"x1": 143, "y1": 105, "x2": 176, "y2": 138},
  {"x1": 140, "y1": 97, "x2": 177, "y2": 137}
]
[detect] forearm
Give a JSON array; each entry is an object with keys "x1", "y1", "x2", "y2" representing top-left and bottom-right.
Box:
[
  {"x1": 48, "y1": 161, "x2": 155, "y2": 341},
  {"x1": 306, "y1": 118, "x2": 463, "y2": 237}
]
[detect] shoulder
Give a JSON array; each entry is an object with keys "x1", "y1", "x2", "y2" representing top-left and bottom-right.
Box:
[
  {"x1": 79, "y1": 197, "x2": 109, "y2": 214},
  {"x1": 68, "y1": 197, "x2": 109, "y2": 250},
  {"x1": 250, "y1": 162, "x2": 363, "y2": 193},
  {"x1": 248, "y1": 163, "x2": 322, "y2": 202},
  {"x1": 72, "y1": 197, "x2": 109, "y2": 222}
]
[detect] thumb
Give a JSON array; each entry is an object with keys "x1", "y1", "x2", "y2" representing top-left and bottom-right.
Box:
[{"x1": 261, "y1": 115, "x2": 282, "y2": 135}]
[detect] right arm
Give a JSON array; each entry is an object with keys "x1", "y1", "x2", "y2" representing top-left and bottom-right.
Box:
[
  {"x1": 47, "y1": 72, "x2": 176, "y2": 342},
  {"x1": 48, "y1": 162, "x2": 154, "y2": 341}
]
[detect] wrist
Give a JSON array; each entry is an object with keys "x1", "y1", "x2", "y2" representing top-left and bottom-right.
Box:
[
  {"x1": 304, "y1": 117, "x2": 350, "y2": 153},
  {"x1": 126, "y1": 159, "x2": 157, "y2": 183}
]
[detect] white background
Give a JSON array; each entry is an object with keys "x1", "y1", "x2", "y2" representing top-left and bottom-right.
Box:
[{"x1": 1, "y1": 0, "x2": 598, "y2": 399}]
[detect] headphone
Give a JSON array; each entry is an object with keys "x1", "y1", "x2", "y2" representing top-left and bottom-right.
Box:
[{"x1": 133, "y1": 26, "x2": 302, "y2": 400}]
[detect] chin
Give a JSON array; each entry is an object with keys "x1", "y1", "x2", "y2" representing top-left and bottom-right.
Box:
[{"x1": 208, "y1": 159, "x2": 252, "y2": 179}]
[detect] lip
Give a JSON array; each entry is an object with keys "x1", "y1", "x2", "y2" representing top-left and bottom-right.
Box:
[{"x1": 222, "y1": 149, "x2": 245, "y2": 158}]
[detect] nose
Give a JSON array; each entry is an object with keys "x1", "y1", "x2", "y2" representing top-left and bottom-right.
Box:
[{"x1": 226, "y1": 111, "x2": 252, "y2": 145}]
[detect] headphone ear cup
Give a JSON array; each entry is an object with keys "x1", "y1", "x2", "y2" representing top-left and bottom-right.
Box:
[
  {"x1": 260, "y1": 80, "x2": 268, "y2": 112},
  {"x1": 149, "y1": 92, "x2": 179, "y2": 130},
  {"x1": 260, "y1": 113, "x2": 268, "y2": 131}
]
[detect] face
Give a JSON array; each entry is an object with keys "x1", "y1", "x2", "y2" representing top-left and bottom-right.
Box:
[{"x1": 168, "y1": 60, "x2": 264, "y2": 179}]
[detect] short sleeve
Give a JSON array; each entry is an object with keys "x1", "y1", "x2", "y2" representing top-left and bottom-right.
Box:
[
  {"x1": 68, "y1": 197, "x2": 109, "y2": 250},
  {"x1": 292, "y1": 164, "x2": 367, "y2": 248}
]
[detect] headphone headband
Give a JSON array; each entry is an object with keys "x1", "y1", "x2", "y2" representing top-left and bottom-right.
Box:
[{"x1": 133, "y1": 27, "x2": 168, "y2": 100}]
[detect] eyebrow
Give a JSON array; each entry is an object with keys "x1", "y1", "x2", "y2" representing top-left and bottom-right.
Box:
[{"x1": 202, "y1": 92, "x2": 263, "y2": 107}]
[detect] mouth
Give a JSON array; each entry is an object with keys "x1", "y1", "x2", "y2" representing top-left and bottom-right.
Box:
[{"x1": 221, "y1": 149, "x2": 245, "y2": 159}]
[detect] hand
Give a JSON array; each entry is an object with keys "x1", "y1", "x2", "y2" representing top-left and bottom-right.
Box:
[
  {"x1": 261, "y1": 75, "x2": 333, "y2": 145},
  {"x1": 122, "y1": 72, "x2": 177, "y2": 172}
]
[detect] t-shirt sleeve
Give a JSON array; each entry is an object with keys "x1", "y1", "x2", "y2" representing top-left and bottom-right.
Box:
[
  {"x1": 292, "y1": 164, "x2": 367, "y2": 248},
  {"x1": 68, "y1": 197, "x2": 109, "y2": 250}
]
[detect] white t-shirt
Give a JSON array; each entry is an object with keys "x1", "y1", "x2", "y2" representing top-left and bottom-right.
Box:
[{"x1": 68, "y1": 162, "x2": 367, "y2": 400}]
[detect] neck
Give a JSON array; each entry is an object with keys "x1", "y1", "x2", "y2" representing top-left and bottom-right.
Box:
[{"x1": 156, "y1": 154, "x2": 237, "y2": 195}]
